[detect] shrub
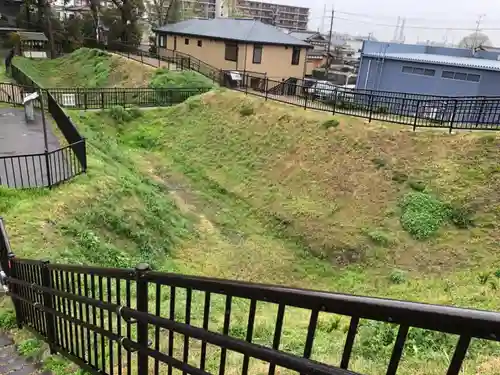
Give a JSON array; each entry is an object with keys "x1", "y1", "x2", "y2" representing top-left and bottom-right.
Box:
[
  {"x1": 408, "y1": 180, "x2": 426, "y2": 192},
  {"x1": 392, "y1": 171, "x2": 408, "y2": 183},
  {"x1": 399, "y1": 192, "x2": 450, "y2": 239},
  {"x1": 239, "y1": 104, "x2": 254, "y2": 116},
  {"x1": 367, "y1": 230, "x2": 394, "y2": 247},
  {"x1": 495, "y1": 269, "x2": 500, "y2": 278},
  {"x1": 18, "y1": 338, "x2": 42, "y2": 358},
  {"x1": 321, "y1": 118, "x2": 340, "y2": 129},
  {"x1": 0, "y1": 310, "x2": 16, "y2": 329},
  {"x1": 371, "y1": 157, "x2": 387, "y2": 169},
  {"x1": 107, "y1": 106, "x2": 142, "y2": 124},
  {"x1": 389, "y1": 269, "x2": 407, "y2": 284},
  {"x1": 448, "y1": 204, "x2": 475, "y2": 229}
]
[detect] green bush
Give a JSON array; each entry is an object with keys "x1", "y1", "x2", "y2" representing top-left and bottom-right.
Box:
[
  {"x1": 389, "y1": 269, "x2": 407, "y2": 284},
  {"x1": 392, "y1": 171, "x2": 408, "y2": 183},
  {"x1": 321, "y1": 118, "x2": 340, "y2": 129},
  {"x1": 448, "y1": 204, "x2": 475, "y2": 229},
  {"x1": 367, "y1": 230, "x2": 394, "y2": 247},
  {"x1": 399, "y1": 192, "x2": 450, "y2": 239},
  {"x1": 18, "y1": 338, "x2": 42, "y2": 358},
  {"x1": 408, "y1": 180, "x2": 426, "y2": 192},
  {"x1": 107, "y1": 106, "x2": 142, "y2": 124},
  {"x1": 149, "y1": 69, "x2": 214, "y2": 90},
  {"x1": 0, "y1": 310, "x2": 16, "y2": 329},
  {"x1": 371, "y1": 157, "x2": 387, "y2": 169},
  {"x1": 239, "y1": 104, "x2": 254, "y2": 116}
]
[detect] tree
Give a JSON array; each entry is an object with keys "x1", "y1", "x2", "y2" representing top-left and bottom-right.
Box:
[
  {"x1": 109, "y1": 0, "x2": 145, "y2": 43},
  {"x1": 146, "y1": 0, "x2": 182, "y2": 28},
  {"x1": 458, "y1": 32, "x2": 492, "y2": 49}
]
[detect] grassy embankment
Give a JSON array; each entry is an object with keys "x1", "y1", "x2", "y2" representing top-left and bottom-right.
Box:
[
  {"x1": 1, "y1": 52, "x2": 499, "y2": 374},
  {"x1": 12, "y1": 47, "x2": 214, "y2": 89}
]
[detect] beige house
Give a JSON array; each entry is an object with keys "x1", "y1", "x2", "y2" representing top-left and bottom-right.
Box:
[{"x1": 153, "y1": 18, "x2": 312, "y2": 83}]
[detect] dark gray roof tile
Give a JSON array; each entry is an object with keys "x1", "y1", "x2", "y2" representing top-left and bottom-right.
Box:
[{"x1": 154, "y1": 18, "x2": 311, "y2": 47}]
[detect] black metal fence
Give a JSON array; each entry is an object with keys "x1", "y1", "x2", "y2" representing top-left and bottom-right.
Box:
[
  {"x1": 0, "y1": 84, "x2": 87, "y2": 188},
  {"x1": 76, "y1": 38, "x2": 500, "y2": 131},
  {"x1": 233, "y1": 75, "x2": 500, "y2": 131},
  {"x1": 0, "y1": 217, "x2": 499, "y2": 375}
]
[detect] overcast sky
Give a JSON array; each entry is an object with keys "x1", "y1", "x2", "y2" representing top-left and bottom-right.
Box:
[{"x1": 269, "y1": 0, "x2": 500, "y2": 46}]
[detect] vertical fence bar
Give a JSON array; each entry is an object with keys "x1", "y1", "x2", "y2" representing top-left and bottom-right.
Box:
[
  {"x1": 136, "y1": 263, "x2": 150, "y2": 375},
  {"x1": 9, "y1": 259, "x2": 23, "y2": 328},
  {"x1": 413, "y1": 101, "x2": 420, "y2": 131},
  {"x1": 41, "y1": 260, "x2": 57, "y2": 354},
  {"x1": 449, "y1": 99, "x2": 457, "y2": 134}
]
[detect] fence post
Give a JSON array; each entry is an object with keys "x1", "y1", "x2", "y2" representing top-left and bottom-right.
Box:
[
  {"x1": 41, "y1": 260, "x2": 57, "y2": 354},
  {"x1": 8, "y1": 255, "x2": 23, "y2": 329},
  {"x1": 84, "y1": 91, "x2": 88, "y2": 110},
  {"x1": 413, "y1": 100, "x2": 420, "y2": 131},
  {"x1": 45, "y1": 151, "x2": 52, "y2": 188},
  {"x1": 449, "y1": 99, "x2": 457, "y2": 134},
  {"x1": 368, "y1": 94, "x2": 374, "y2": 122},
  {"x1": 304, "y1": 90, "x2": 308, "y2": 110},
  {"x1": 101, "y1": 92, "x2": 105, "y2": 109},
  {"x1": 136, "y1": 263, "x2": 150, "y2": 375},
  {"x1": 265, "y1": 78, "x2": 268, "y2": 101}
]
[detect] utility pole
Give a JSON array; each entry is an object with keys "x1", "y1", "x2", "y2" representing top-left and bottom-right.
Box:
[
  {"x1": 473, "y1": 14, "x2": 485, "y2": 49},
  {"x1": 324, "y1": 8, "x2": 334, "y2": 79},
  {"x1": 321, "y1": 4, "x2": 326, "y2": 33}
]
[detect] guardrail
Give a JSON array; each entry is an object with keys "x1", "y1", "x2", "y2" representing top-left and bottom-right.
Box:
[{"x1": 0, "y1": 218, "x2": 499, "y2": 375}]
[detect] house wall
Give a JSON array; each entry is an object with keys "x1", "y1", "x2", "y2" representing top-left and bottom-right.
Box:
[
  {"x1": 355, "y1": 57, "x2": 495, "y2": 96},
  {"x1": 305, "y1": 58, "x2": 324, "y2": 76},
  {"x1": 158, "y1": 33, "x2": 307, "y2": 80}
]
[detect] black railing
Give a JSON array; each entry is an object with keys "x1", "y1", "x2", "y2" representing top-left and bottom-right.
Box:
[
  {"x1": 0, "y1": 83, "x2": 87, "y2": 188},
  {"x1": 0, "y1": 218, "x2": 499, "y2": 375},
  {"x1": 76, "y1": 38, "x2": 500, "y2": 131}
]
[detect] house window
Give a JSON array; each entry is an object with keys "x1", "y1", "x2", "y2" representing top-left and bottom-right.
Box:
[
  {"x1": 225, "y1": 42, "x2": 238, "y2": 62},
  {"x1": 442, "y1": 70, "x2": 480, "y2": 82},
  {"x1": 402, "y1": 66, "x2": 435, "y2": 76},
  {"x1": 253, "y1": 44, "x2": 263, "y2": 64},
  {"x1": 442, "y1": 71, "x2": 455, "y2": 79},
  {"x1": 291, "y1": 47, "x2": 300, "y2": 65},
  {"x1": 197, "y1": 40, "x2": 202, "y2": 47},
  {"x1": 159, "y1": 35, "x2": 166, "y2": 48},
  {"x1": 185, "y1": 38, "x2": 189, "y2": 45},
  {"x1": 467, "y1": 74, "x2": 480, "y2": 82}
]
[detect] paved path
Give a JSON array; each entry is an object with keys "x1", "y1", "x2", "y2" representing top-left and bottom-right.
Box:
[
  {"x1": 0, "y1": 108, "x2": 70, "y2": 188},
  {"x1": 0, "y1": 335, "x2": 41, "y2": 375}
]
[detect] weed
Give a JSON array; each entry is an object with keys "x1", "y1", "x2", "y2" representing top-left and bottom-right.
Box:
[
  {"x1": 478, "y1": 272, "x2": 490, "y2": 285},
  {"x1": 321, "y1": 118, "x2": 340, "y2": 129},
  {"x1": 392, "y1": 171, "x2": 408, "y2": 183},
  {"x1": 239, "y1": 104, "x2": 254, "y2": 116},
  {"x1": 495, "y1": 270, "x2": 500, "y2": 278},
  {"x1": 18, "y1": 338, "x2": 42, "y2": 358},
  {"x1": 107, "y1": 106, "x2": 141, "y2": 124},
  {"x1": 43, "y1": 356, "x2": 75, "y2": 375},
  {"x1": 399, "y1": 192, "x2": 449, "y2": 239},
  {"x1": 408, "y1": 180, "x2": 426, "y2": 192},
  {"x1": 366, "y1": 229, "x2": 394, "y2": 247},
  {"x1": 448, "y1": 204, "x2": 475, "y2": 229},
  {"x1": 0, "y1": 310, "x2": 16, "y2": 329},
  {"x1": 389, "y1": 269, "x2": 407, "y2": 284},
  {"x1": 371, "y1": 157, "x2": 387, "y2": 169}
]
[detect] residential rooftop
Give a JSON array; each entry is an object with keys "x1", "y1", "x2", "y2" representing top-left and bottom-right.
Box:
[{"x1": 154, "y1": 18, "x2": 312, "y2": 47}]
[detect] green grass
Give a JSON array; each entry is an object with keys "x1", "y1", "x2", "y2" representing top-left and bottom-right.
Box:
[
  {"x1": 12, "y1": 48, "x2": 215, "y2": 91},
  {"x1": 1, "y1": 90, "x2": 499, "y2": 374}
]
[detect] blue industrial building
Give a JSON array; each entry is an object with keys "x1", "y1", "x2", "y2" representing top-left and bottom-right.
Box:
[{"x1": 356, "y1": 41, "x2": 500, "y2": 97}]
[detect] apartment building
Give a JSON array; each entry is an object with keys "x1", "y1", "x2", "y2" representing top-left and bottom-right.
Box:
[{"x1": 229, "y1": 0, "x2": 308, "y2": 31}]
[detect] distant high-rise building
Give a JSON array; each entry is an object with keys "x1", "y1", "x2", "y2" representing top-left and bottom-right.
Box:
[{"x1": 227, "y1": 0, "x2": 308, "y2": 31}]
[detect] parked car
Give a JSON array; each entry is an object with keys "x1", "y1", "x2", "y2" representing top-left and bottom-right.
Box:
[
  {"x1": 305, "y1": 81, "x2": 337, "y2": 100},
  {"x1": 306, "y1": 81, "x2": 356, "y2": 104}
]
